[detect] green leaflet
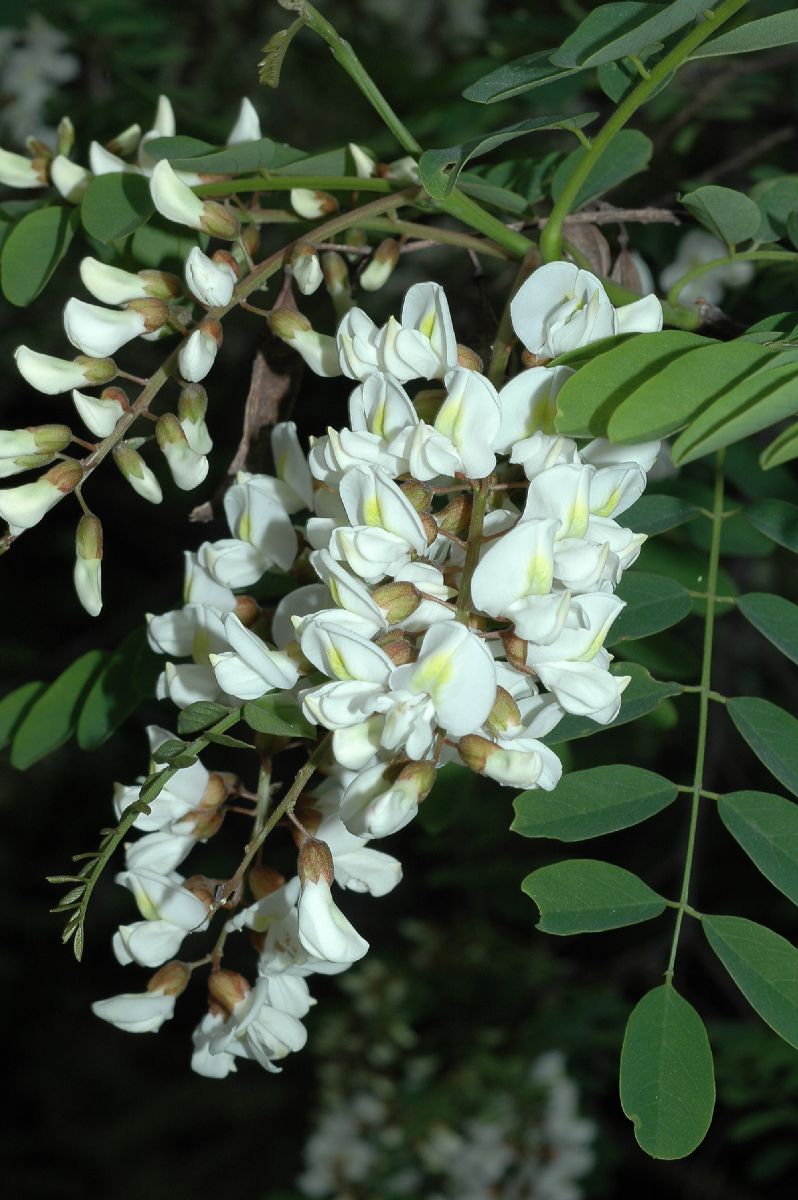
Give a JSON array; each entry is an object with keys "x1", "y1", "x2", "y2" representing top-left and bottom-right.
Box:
[
  {"x1": 418, "y1": 113, "x2": 597, "y2": 200},
  {"x1": 554, "y1": 331, "x2": 710, "y2": 437},
  {"x1": 737, "y1": 593, "x2": 798, "y2": 666},
  {"x1": 610, "y1": 572, "x2": 693, "y2": 642},
  {"x1": 621, "y1": 494, "x2": 701, "y2": 536},
  {"x1": 243, "y1": 695, "x2": 315, "y2": 739},
  {"x1": 620, "y1": 985, "x2": 715, "y2": 1159},
  {"x1": 691, "y1": 10, "x2": 798, "y2": 60},
  {"x1": 680, "y1": 185, "x2": 761, "y2": 247},
  {"x1": 704, "y1": 915, "x2": 798, "y2": 1049},
  {"x1": 522, "y1": 859, "x2": 666, "y2": 934},
  {"x1": 11, "y1": 651, "x2": 107, "y2": 770},
  {"x1": 462, "y1": 50, "x2": 583, "y2": 105},
  {"x1": 77, "y1": 627, "x2": 162, "y2": 750},
  {"x1": 512, "y1": 765, "x2": 677, "y2": 841},
  {"x1": 1, "y1": 205, "x2": 80, "y2": 305},
  {"x1": 552, "y1": 1, "x2": 714, "y2": 69},
  {"x1": 80, "y1": 173, "x2": 154, "y2": 243},
  {"x1": 718, "y1": 791, "x2": 798, "y2": 906},
  {"x1": 551, "y1": 129, "x2": 653, "y2": 210},
  {"x1": 743, "y1": 499, "x2": 798, "y2": 553},
  {"x1": 727, "y1": 697, "x2": 798, "y2": 799}
]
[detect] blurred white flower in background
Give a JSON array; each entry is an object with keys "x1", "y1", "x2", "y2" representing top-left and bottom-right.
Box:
[{"x1": 0, "y1": 15, "x2": 79, "y2": 144}]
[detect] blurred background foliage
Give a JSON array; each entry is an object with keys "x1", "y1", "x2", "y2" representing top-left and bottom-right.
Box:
[{"x1": 2, "y1": 1, "x2": 797, "y2": 1197}]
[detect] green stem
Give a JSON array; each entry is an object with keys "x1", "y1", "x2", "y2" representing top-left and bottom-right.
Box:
[
  {"x1": 487, "y1": 250, "x2": 540, "y2": 386},
  {"x1": 212, "y1": 733, "x2": 331, "y2": 913},
  {"x1": 665, "y1": 448, "x2": 725, "y2": 986},
  {"x1": 439, "y1": 189, "x2": 533, "y2": 259},
  {"x1": 455, "y1": 478, "x2": 490, "y2": 622},
  {"x1": 299, "y1": 2, "x2": 421, "y2": 155},
  {"x1": 666, "y1": 249, "x2": 798, "y2": 308},
  {"x1": 196, "y1": 174, "x2": 394, "y2": 197},
  {"x1": 540, "y1": 0, "x2": 751, "y2": 263}
]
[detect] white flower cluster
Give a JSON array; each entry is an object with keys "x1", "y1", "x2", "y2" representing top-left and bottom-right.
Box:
[{"x1": 92, "y1": 264, "x2": 662, "y2": 1076}]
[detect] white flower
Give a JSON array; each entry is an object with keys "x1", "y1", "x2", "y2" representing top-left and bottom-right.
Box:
[
  {"x1": 210, "y1": 612, "x2": 300, "y2": 700},
  {"x1": 200, "y1": 475, "x2": 297, "y2": 586},
  {"x1": 433, "y1": 368, "x2": 501, "y2": 478},
  {"x1": 113, "y1": 727, "x2": 216, "y2": 831},
  {"x1": 493, "y1": 366, "x2": 573, "y2": 452},
  {"x1": 297, "y1": 872, "x2": 369, "y2": 965},
  {"x1": 15, "y1": 346, "x2": 114, "y2": 395},
  {"x1": 227, "y1": 97, "x2": 261, "y2": 144},
  {"x1": 178, "y1": 327, "x2": 218, "y2": 382},
  {"x1": 315, "y1": 812, "x2": 403, "y2": 896},
  {"x1": 92, "y1": 990, "x2": 177, "y2": 1034},
  {"x1": 50, "y1": 155, "x2": 91, "y2": 202},
  {"x1": 0, "y1": 471, "x2": 70, "y2": 532},
  {"x1": 63, "y1": 298, "x2": 146, "y2": 358},
  {"x1": 192, "y1": 1011, "x2": 237, "y2": 1078},
  {"x1": 339, "y1": 762, "x2": 427, "y2": 838},
  {"x1": 0, "y1": 146, "x2": 46, "y2": 188},
  {"x1": 660, "y1": 229, "x2": 754, "y2": 305},
  {"x1": 149, "y1": 158, "x2": 205, "y2": 229},
  {"x1": 112, "y1": 869, "x2": 211, "y2": 967},
  {"x1": 184, "y1": 246, "x2": 236, "y2": 307},
  {"x1": 208, "y1": 976, "x2": 308, "y2": 1071},
  {"x1": 79, "y1": 257, "x2": 153, "y2": 306},
  {"x1": 387, "y1": 621, "x2": 497, "y2": 739},
  {"x1": 72, "y1": 388, "x2": 126, "y2": 437}
]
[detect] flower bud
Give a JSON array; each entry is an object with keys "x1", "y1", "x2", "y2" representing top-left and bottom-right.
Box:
[
  {"x1": 182, "y1": 874, "x2": 215, "y2": 909},
  {"x1": 147, "y1": 960, "x2": 190, "y2": 997},
  {"x1": 381, "y1": 156, "x2": 420, "y2": 184},
  {"x1": 292, "y1": 795, "x2": 322, "y2": 841},
  {"x1": 344, "y1": 227, "x2": 368, "y2": 258},
  {"x1": 521, "y1": 349, "x2": 551, "y2": 369},
  {"x1": 375, "y1": 634, "x2": 415, "y2": 666},
  {"x1": 127, "y1": 297, "x2": 170, "y2": 333},
  {"x1": 156, "y1": 413, "x2": 209, "y2": 491},
  {"x1": 457, "y1": 344, "x2": 483, "y2": 372},
  {"x1": 208, "y1": 969, "x2": 250, "y2": 1015},
  {"x1": 290, "y1": 188, "x2": 339, "y2": 220},
  {"x1": 457, "y1": 733, "x2": 496, "y2": 774},
  {"x1": 106, "y1": 123, "x2": 142, "y2": 157},
  {"x1": 15, "y1": 347, "x2": 115, "y2": 395},
  {"x1": 419, "y1": 511, "x2": 439, "y2": 545},
  {"x1": 74, "y1": 513, "x2": 103, "y2": 619},
  {"x1": 413, "y1": 388, "x2": 445, "y2": 423},
  {"x1": 0, "y1": 459, "x2": 82, "y2": 532},
  {"x1": 89, "y1": 141, "x2": 135, "y2": 177},
  {"x1": 72, "y1": 386, "x2": 128, "y2": 438},
  {"x1": 240, "y1": 223, "x2": 261, "y2": 259},
  {"x1": 269, "y1": 309, "x2": 341, "y2": 377},
  {"x1": 56, "y1": 117, "x2": 75, "y2": 157},
  {"x1": 297, "y1": 838, "x2": 334, "y2": 886},
  {"x1": 200, "y1": 201, "x2": 240, "y2": 241},
  {"x1": 348, "y1": 142, "x2": 376, "y2": 179},
  {"x1": 234, "y1": 594, "x2": 260, "y2": 627},
  {"x1": 436, "y1": 494, "x2": 472, "y2": 534},
  {"x1": 289, "y1": 242, "x2": 323, "y2": 296},
  {"x1": 178, "y1": 319, "x2": 222, "y2": 384},
  {"x1": 227, "y1": 97, "x2": 261, "y2": 145},
  {"x1": 370, "y1": 580, "x2": 421, "y2": 624},
  {"x1": 185, "y1": 246, "x2": 236, "y2": 307},
  {"x1": 113, "y1": 443, "x2": 163, "y2": 504},
  {"x1": 397, "y1": 760, "x2": 437, "y2": 800},
  {"x1": 399, "y1": 479, "x2": 430, "y2": 511},
  {"x1": 485, "y1": 687, "x2": 523, "y2": 739},
  {"x1": 0, "y1": 425, "x2": 71, "y2": 458},
  {"x1": 502, "y1": 631, "x2": 529, "y2": 671},
  {"x1": 149, "y1": 159, "x2": 205, "y2": 230},
  {"x1": 0, "y1": 147, "x2": 47, "y2": 188},
  {"x1": 321, "y1": 250, "x2": 351, "y2": 317},
  {"x1": 50, "y1": 155, "x2": 90, "y2": 203},
  {"x1": 64, "y1": 298, "x2": 147, "y2": 358},
  {"x1": 138, "y1": 269, "x2": 183, "y2": 300},
  {"x1": 248, "y1": 866, "x2": 286, "y2": 900},
  {"x1": 360, "y1": 238, "x2": 400, "y2": 292},
  {"x1": 185, "y1": 806, "x2": 225, "y2": 840}
]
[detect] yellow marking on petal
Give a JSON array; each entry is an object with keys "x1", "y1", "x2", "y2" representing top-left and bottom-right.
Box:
[
  {"x1": 238, "y1": 510, "x2": 251, "y2": 542},
  {"x1": 276, "y1": 450, "x2": 289, "y2": 483},
  {"x1": 593, "y1": 487, "x2": 621, "y2": 519},
  {"x1": 371, "y1": 395, "x2": 387, "y2": 437},
  {"x1": 326, "y1": 645, "x2": 353, "y2": 680},
  {"x1": 524, "y1": 552, "x2": 553, "y2": 596},
  {"x1": 419, "y1": 310, "x2": 436, "y2": 338},
  {"x1": 363, "y1": 494, "x2": 382, "y2": 527},
  {"x1": 328, "y1": 577, "x2": 341, "y2": 606},
  {"x1": 411, "y1": 650, "x2": 453, "y2": 700},
  {"x1": 193, "y1": 628, "x2": 210, "y2": 663},
  {"x1": 133, "y1": 885, "x2": 160, "y2": 922}
]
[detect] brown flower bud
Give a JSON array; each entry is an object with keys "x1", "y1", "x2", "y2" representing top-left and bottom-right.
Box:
[
  {"x1": 138, "y1": 269, "x2": 183, "y2": 300},
  {"x1": 127, "y1": 297, "x2": 170, "y2": 333},
  {"x1": 397, "y1": 759, "x2": 437, "y2": 801},
  {"x1": 419, "y1": 511, "x2": 439, "y2": 545},
  {"x1": 249, "y1": 866, "x2": 286, "y2": 900},
  {"x1": 100, "y1": 385, "x2": 130, "y2": 410},
  {"x1": 199, "y1": 772, "x2": 228, "y2": 811},
  {"x1": 485, "y1": 686, "x2": 522, "y2": 738},
  {"x1": 147, "y1": 961, "x2": 190, "y2": 997},
  {"x1": 399, "y1": 478, "x2": 431, "y2": 511},
  {"x1": 437, "y1": 494, "x2": 472, "y2": 535},
  {"x1": 521, "y1": 349, "x2": 551, "y2": 369},
  {"x1": 370, "y1": 580, "x2": 421, "y2": 624},
  {"x1": 456, "y1": 344, "x2": 483, "y2": 372},
  {"x1": 457, "y1": 733, "x2": 497, "y2": 775},
  {"x1": 375, "y1": 635, "x2": 415, "y2": 666},
  {"x1": 234, "y1": 594, "x2": 260, "y2": 627},
  {"x1": 297, "y1": 838, "x2": 334, "y2": 886},
  {"x1": 177, "y1": 382, "x2": 208, "y2": 425},
  {"x1": 45, "y1": 459, "x2": 83, "y2": 494},
  {"x1": 211, "y1": 249, "x2": 240, "y2": 278},
  {"x1": 502, "y1": 631, "x2": 529, "y2": 671},
  {"x1": 75, "y1": 513, "x2": 103, "y2": 561},
  {"x1": 208, "y1": 969, "x2": 250, "y2": 1015},
  {"x1": 182, "y1": 875, "x2": 215, "y2": 910}
]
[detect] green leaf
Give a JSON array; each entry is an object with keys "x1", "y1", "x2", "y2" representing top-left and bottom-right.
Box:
[
  {"x1": 521, "y1": 859, "x2": 666, "y2": 934},
  {"x1": 671, "y1": 360, "x2": 798, "y2": 465},
  {"x1": 418, "y1": 113, "x2": 597, "y2": 200},
  {"x1": 744, "y1": 498, "x2": 798, "y2": 553},
  {"x1": 691, "y1": 11, "x2": 798, "y2": 60},
  {"x1": 551, "y1": 129, "x2": 653, "y2": 209},
  {"x1": 170, "y1": 139, "x2": 304, "y2": 175},
  {"x1": 462, "y1": 49, "x2": 584, "y2": 104},
  {"x1": 610, "y1": 572, "x2": 693, "y2": 643},
  {"x1": 0, "y1": 682, "x2": 46, "y2": 751},
  {"x1": 1, "y1": 205, "x2": 79, "y2": 306},
  {"x1": 621, "y1": 494, "x2": 701, "y2": 535},
  {"x1": 606, "y1": 339, "x2": 765, "y2": 443},
  {"x1": 737, "y1": 593, "x2": 798, "y2": 666},
  {"x1": 550, "y1": 332, "x2": 635, "y2": 369},
  {"x1": 750, "y1": 176, "x2": 798, "y2": 243},
  {"x1": 76, "y1": 627, "x2": 162, "y2": 750},
  {"x1": 10, "y1": 651, "x2": 107, "y2": 770},
  {"x1": 177, "y1": 701, "x2": 232, "y2": 735},
  {"x1": 271, "y1": 147, "x2": 349, "y2": 177},
  {"x1": 620, "y1": 985, "x2": 715, "y2": 1160},
  {"x1": 552, "y1": 1, "x2": 714, "y2": 69},
  {"x1": 680, "y1": 185, "x2": 761, "y2": 247},
  {"x1": 760, "y1": 420, "x2": 798, "y2": 469},
  {"x1": 704, "y1": 915, "x2": 798, "y2": 1049},
  {"x1": 130, "y1": 216, "x2": 203, "y2": 272},
  {"x1": 727, "y1": 697, "x2": 798, "y2": 799},
  {"x1": 136, "y1": 135, "x2": 215, "y2": 163},
  {"x1": 80, "y1": 173, "x2": 155, "y2": 243},
  {"x1": 718, "y1": 791, "x2": 798, "y2": 906},
  {"x1": 243, "y1": 695, "x2": 315, "y2": 739},
  {"x1": 512, "y1": 765, "x2": 677, "y2": 841},
  {"x1": 548, "y1": 664, "x2": 683, "y2": 743},
  {"x1": 554, "y1": 331, "x2": 709, "y2": 437},
  {"x1": 152, "y1": 738, "x2": 191, "y2": 764}
]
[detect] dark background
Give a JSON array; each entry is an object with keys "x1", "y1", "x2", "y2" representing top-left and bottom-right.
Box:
[{"x1": 2, "y1": 2, "x2": 798, "y2": 1196}]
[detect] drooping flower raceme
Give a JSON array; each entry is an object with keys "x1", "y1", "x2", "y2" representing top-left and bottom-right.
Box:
[{"x1": 89, "y1": 266, "x2": 662, "y2": 1078}]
